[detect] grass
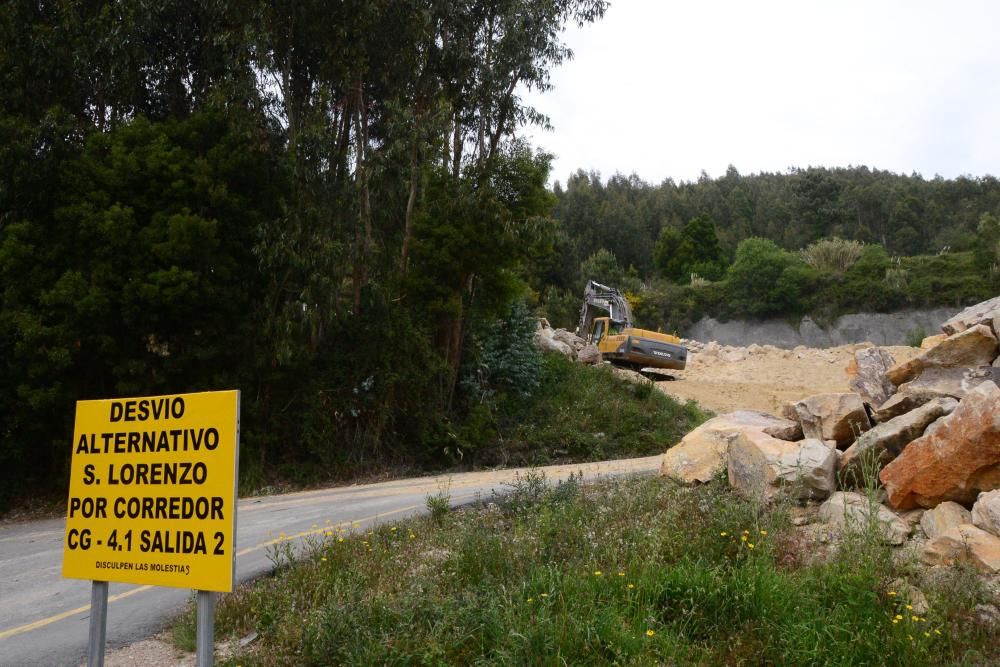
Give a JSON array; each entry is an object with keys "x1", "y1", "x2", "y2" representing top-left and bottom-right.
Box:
[
  {"x1": 172, "y1": 475, "x2": 1000, "y2": 666},
  {"x1": 479, "y1": 353, "x2": 709, "y2": 466}
]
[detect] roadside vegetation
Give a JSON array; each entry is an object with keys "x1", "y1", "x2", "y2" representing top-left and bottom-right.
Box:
[
  {"x1": 172, "y1": 474, "x2": 1000, "y2": 666},
  {"x1": 468, "y1": 353, "x2": 708, "y2": 468}
]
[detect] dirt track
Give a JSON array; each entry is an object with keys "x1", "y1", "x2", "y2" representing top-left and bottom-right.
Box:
[{"x1": 652, "y1": 342, "x2": 922, "y2": 416}]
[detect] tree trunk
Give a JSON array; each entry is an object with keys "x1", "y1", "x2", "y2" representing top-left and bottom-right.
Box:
[
  {"x1": 399, "y1": 141, "x2": 419, "y2": 275},
  {"x1": 351, "y1": 81, "x2": 371, "y2": 315}
]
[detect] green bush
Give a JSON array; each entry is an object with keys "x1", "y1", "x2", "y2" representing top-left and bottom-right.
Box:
[
  {"x1": 727, "y1": 237, "x2": 815, "y2": 317},
  {"x1": 800, "y1": 237, "x2": 865, "y2": 275},
  {"x1": 481, "y1": 353, "x2": 708, "y2": 466}
]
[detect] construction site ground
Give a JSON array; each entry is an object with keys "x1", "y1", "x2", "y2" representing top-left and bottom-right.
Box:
[{"x1": 647, "y1": 343, "x2": 923, "y2": 416}]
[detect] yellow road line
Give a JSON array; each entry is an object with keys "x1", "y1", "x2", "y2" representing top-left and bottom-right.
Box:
[
  {"x1": 234, "y1": 503, "x2": 421, "y2": 557},
  {"x1": 0, "y1": 504, "x2": 423, "y2": 642},
  {"x1": 0, "y1": 585, "x2": 152, "y2": 641}
]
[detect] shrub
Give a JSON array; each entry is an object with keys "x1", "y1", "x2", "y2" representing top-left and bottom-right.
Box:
[
  {"x1": 884, "y1": 267, "x2": 909, "y2": 291},
  {"x1": 800, "y1": 237, "x2": 865, "y2": 275},
  {"x1": 727, "y1": 238, "x2": 814, "y2": 317}
]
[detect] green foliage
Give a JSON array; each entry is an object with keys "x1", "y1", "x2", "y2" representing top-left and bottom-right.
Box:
[
  {"x1": 549, "y1": 167, "x2": 1000, "y2": 295},
  {"x1": 425, "y1": 486, "x2": 451, "y2": 526},
  {"x1": 727, "y1": 238, "x2": 816, "y2": 317},
  {"x1": 654, "y1": 215, "x2": 727, "y2": 282},
  {"x1": 800, "y1": 237, "x2": 865, "y2": 275},
  {"x1": 462, "y1": 300, "x2": 542, "y2": 402},
  {"x1": 183, "y1": 476, "x2": 1000, "y2": 666},
  {"x1": 0, "y1": 112, "x2": 280, "y2": 505},
  {"x1": 905, "y1": 327, "x2": 927, "y2": 348},
  {"x1": 578, "y1": 248, "x2": 639, "y2": 293},
  {"x1": 536, "y1": 285, "x2": 581, "y2": 330},
  {"x1": 480, "y1": 353, "x2": 708, "y2": 466},
  {"x1": 974, "y1": 213, "x2": 1000, "y2": 270}
]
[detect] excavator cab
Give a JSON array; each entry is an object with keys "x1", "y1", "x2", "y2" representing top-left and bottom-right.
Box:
[{"x1": 589, "y1": 317, "x2": 607, "y2": 345}]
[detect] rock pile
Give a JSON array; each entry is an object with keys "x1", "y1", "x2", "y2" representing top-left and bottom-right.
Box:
[
  {"x1": 662, "y1": 296, "x2": 1000, "y2": 572},
  {"x1": 533, "y1": 319, "x2": 601, "y2": 365}
]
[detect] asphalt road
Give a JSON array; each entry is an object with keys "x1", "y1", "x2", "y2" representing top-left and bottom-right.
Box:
[{"x1": 0, "y1": 455, "x2": 661, "y2": 666}]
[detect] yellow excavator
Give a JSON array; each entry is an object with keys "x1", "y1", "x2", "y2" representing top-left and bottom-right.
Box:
[{"x1": 578, "y1": 280, "x2": 687, "y2": 372}]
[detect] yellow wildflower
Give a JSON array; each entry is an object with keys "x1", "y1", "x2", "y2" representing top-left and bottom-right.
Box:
[
  {"x1": 391, "y1": 527, "x2": 397, "y2": 532},
  {"x1": 594, "y1": 570, "x2": 602, "y2": 576},
  {"x1": 527, "y1": 598, "x2": 534, "y2": 603},
  {"x1": 934, "y1": 629, "x2": 941, "y2": 635},
  {"x1": 892, "y1": 619, "x2": 899, "y2": 624},
  {"x1": 759, "y1": 530, "x2": 768, "y2": 536},
  {"x1": 321, "y1": 557, "x2": 327, "y2": 562},
  {"x1": 540, "y1": 593, "x2": 548, "y2": 598},
  {"x1": 887, "y1": 591, "x2": 897, "y2": 596},
  {"x1": 741, "y1": 535, "x2": 748, "y2": 542},
  {"x1": 338, "y1": 537, "x2": 344, "y2": 543},
  {"x1": 894, "y1": 615, "x2": 903, "y2": 621},
  {"x1": 906, "y1": 604, "x2": 913, "y2": 610},
  {"x1": 748, "y1": 543, "x2": 755, "y2": 549},
  {"x1": 912, "y1": 616, "x2": 919, "y2": 622},
  {"x1": 720, "y1": 532, "x2": 728, "y2": 537},
  {"x1": 645, "y1": 629, "x2": 655, "y2": 637},
  {"x1": 628, "y1": 583, "x2": 635, "y2": 590},
  {"x1": 618, "y1": 572, "x2": 625, "y2": 577}
]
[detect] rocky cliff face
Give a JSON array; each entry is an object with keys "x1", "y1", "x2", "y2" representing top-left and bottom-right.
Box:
[{"x1": 686, "y1": 308, "x2": 956, "y2": 349}]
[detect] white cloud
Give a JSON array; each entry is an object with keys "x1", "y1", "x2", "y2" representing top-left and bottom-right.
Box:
[{"x1": 521, "y1": 0, "x2": 1000, "y2": 185}]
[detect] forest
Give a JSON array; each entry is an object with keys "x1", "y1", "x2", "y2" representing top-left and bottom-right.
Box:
[
  {"x1": 2, "y1": 1, "x2": 999, "y2": 509},
  {"x1": 537, "y1": 168, "x2": 1000, "y2": 330}
]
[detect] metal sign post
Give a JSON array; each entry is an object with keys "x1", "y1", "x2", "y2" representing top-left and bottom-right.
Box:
[
  {"x1": 196, "y1": 590, "x2": 215, "y2": 667},
  {"x1": 87, "y1": 580, "x2": 109, "y2": 667}
]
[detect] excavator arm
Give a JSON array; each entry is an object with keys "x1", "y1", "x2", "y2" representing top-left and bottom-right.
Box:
[{"x1": 578, "y1": 280, "x2": 634, "y2": 337}]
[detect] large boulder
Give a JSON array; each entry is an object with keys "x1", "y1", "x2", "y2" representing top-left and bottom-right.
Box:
[
  {"x1": 534, "y1": 327, "x2": 574, "y2": 357},
  {"x1": 941, "y1": 296, "x2": 1000, "y2": 335},
  {"x1": 894, "y1": 367, "x2": 966, "y2": 400},
  {"x1": 576, "y1": 344, "x2": 602, "y2": 365},
  {"x1": 728, "y1": 434, "x2": 837, "y2": 502},
  {"x1": 847, "y1": 347, "x2": 897, "y2": 407},
  {"x1": 872, "y1": 389, "x2": 941, "y2": 423},
  {"x1": 839, "y1": 397, "x2": 957, "y2": 484},
  {"x1": 894, "y1": 365, "x2": 1000, "y2": 401},
  {"x1": 920, "y1": 334, "x2": 949, "y2": 350},
  {"x1": 887, "y1": 325, "x2": 998, "y2": 386},
  {"x1": 879, "y1": 382, "x2": 1000, "y2": 509},
  {"x1": 922, "y1": 524, "x2": 1000, "y2": 573},
  {"x1": 790, "y1": 393, "x2": 871, "y2": 449},
  {"x1": 660, "y1": 411, "x2": 799, "y2": 484},
  {"x1": 919, "y1": 501, "x2": 972, "y2": 540},
  {"x1": 552, "y1": 328, "x2": 587, "y2": 353},
  {"x1": 818, "y1": 492, "x2": 911, "y2": 545},
  {"x1": 972, "y1": 490, "x2": 1000, "y2": 538}
]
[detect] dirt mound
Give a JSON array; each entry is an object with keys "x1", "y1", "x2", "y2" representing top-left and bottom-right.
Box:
[{"x1": 655, "y1": 342, "x2": 923, "y2": 415}]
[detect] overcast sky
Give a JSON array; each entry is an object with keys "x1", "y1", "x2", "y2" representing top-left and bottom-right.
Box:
[{"x1": 521, "y1": 0, "x2": 1000, "y2": 186}]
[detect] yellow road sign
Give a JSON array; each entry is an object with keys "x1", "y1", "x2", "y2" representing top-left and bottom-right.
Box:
[{"x1": 62, "y1": 390, "x2": 240, "y2": 592}]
